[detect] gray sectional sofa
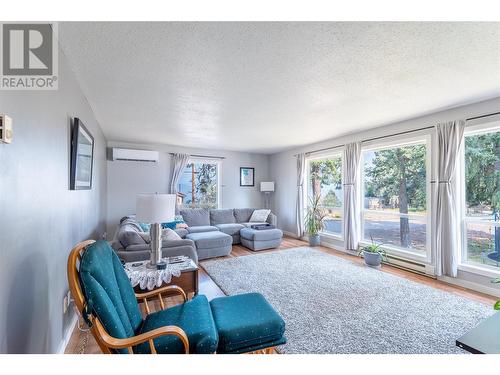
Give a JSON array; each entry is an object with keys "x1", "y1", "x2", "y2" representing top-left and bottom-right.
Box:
[
  {"x1": 111, "y1": 208, "x2": 282, "y2": 263},
  {"x1": 180, "y1": 208, "x2": 277, "y2": 245},
  {"x1": 179, "y1": 208, "x2": 279, "y2": 260}
]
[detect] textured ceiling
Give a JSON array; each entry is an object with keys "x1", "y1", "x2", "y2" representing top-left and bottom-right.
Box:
[{"x1": 58, "y1": 22, "x2": 500, "y2": 154}]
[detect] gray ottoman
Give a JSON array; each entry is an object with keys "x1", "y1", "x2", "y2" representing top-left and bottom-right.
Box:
[
  {"x1": 240, "y1": 228, "x2": 283, "y2": 251},
  {"x1": 186, "y1": 231, "x2": 233, "y2": 260}
]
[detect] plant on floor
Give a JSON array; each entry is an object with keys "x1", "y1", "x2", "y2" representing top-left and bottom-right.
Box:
[
  {"x1": 490, "y1": 278, "x2": 500, "y2": 310},
  {"x1": 358, "y1": 236, "x2": 387, "y2": 267},
  {"x1": 304, "y1": 195, "x2": 327, "y2": 246},
  {"x1": 358, "y1": 236, "x2": 387, "y2": 258}
]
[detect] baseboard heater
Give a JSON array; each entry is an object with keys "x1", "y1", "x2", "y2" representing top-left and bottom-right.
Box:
[{"x1": 382, "y1": 253, "x2": 436, "y2": 278}]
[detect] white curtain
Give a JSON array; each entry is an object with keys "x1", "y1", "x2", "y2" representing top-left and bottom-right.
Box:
[
  {"x1": 169, "y1": 153, "x2": 190, "y2": 194},
  {"x1": 343, "y1": 142, "x2": 361, "y2": 251},
  {"x1": 296, "y1": 153, "x2": 306, "y2": 238},
  {"x1": 434, "y1": 120, "x2": 465, "y2": 277}
]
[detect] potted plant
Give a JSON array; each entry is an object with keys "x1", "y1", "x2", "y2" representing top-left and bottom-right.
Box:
[
  {"x1": 491, "y1": 278, "x2": 500, "y2": 310},
  {"x1": 358, "y1": 236, "x2": 387, "y2": 268},
  {"x1": 304, "y1": 195, "x2": 327, "y2": 247}
]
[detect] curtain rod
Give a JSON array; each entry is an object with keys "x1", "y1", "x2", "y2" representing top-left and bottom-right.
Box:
[
  {"x1": 294, "y1": 125, "x2": 434, "y2": 157},
  {"x1": 467, "y1": 111, "x2": 500, "y2": 121},
  {"x1": 169, "y1": 153, "x2": 225, "y2": 160},
  {"x1": 294, "y1": 111, "x2": 500, "y2": 157}
]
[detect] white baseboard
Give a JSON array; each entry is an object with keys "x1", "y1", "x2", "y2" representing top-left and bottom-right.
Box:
[
  {"x1": 57, "y1": 311, "x2": 78, "y2": 354},
  {"x1": 438, "y1": 275, "x2": 500, "y2": 298},
  {"x1": 319, "y1": 235, "x2": 345, "y2": 251}
]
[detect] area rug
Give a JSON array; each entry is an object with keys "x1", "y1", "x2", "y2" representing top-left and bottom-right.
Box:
[{"x1": 201, "y1": 247, "x2": 493, "y2": 354}]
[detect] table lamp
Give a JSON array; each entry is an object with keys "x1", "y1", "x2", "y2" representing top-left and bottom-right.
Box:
[
  {"x1": 260, "y1": 182, "x2": 275, "y2": 209},
  {"x1": 136, "y1": 193, "x2": 176, "y2": 269}
]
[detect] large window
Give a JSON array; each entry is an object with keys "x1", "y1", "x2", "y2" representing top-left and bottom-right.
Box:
[
  {"x1": 462, "y1": 126, "x2": 500, "y2": 270},
  {"x1": 307, "y1": 154, "x2": 343, "y2": 237},
  {"x1": 177, "y1": 159, "x2": 219, "y2": 209},
  {"x1": 362, "y1": 139, "x2": 429, "y2": 256}
]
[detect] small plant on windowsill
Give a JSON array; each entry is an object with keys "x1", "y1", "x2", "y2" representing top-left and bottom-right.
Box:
[
  {"x1": 358, "y1": 236, "x2": 388, "y2": 268},
  {"x1": 305, "y1": 195, "x2": 327, "y2": 247}
]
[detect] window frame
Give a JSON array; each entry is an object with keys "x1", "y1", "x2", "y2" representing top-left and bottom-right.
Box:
[
  {"x1": 305, "y1": 150, "x2": 344, "y2": 240},
  {"x1": 359, "y1": 134, "x2": 432, "y2": 263},
  {"x1": 458, "y1": 116, "x2": 500, "y2": 277},
  {"x1": 179, "y1": 157, "x2": 222, "y2": 209}
]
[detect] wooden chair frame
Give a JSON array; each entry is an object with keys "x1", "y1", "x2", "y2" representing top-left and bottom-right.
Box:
[
  {"x1": 67, "y1": 240, "x2": 189, "y2": 354},
  {"x1": 68, "y1": 240, "x2": 277, "y2": 354}
]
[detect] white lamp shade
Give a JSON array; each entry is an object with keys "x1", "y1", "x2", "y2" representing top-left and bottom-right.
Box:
[
  {"x1": 260, "y1": 181, "x2": 275, "y2": 192},
  {"x1": 136, "y1": 193, "x2": 176, "y2": 223}
]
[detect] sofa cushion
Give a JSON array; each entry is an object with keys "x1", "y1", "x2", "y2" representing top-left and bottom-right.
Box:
[
  {"x1": 186, "y1": 231, "x2": 232, "y2": 249},
  {"x1": 79, "y1": 240, "x2": 143, "y2": 354},
  {"x1": 210, "y1": 209, "x2": 236, "y2": 225},
  {"x1": 179, "y1": 208, "x2": 210, "y2": 227},
  {"x1": 210, "y1": 293, "x2": 286, "y2": 353},
  {"x1": 117, "y1": 224, "x2": 147, "y2": 247},
  {"x1": 240, "y1": 228, "x2": 283, "y2": 241},
  {"x1": 234, "y1": 208, "x2": 255, "y2": 223},
  {"x1": 186, "y1": 225, "x2": 219, "y2": 234},
  {"x1": 249, "y1": 209, "x2": 271, "y2": 222},
  {"x1": 215, "y1": 223, "x2": 245, "y2": 236},
  {"x1": 136, "y1": 295, "x2": 218, "y2": 354}
]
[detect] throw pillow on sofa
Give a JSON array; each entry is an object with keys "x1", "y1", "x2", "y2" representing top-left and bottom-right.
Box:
[
  {"x1": 138, "y1": 222, "x2": 150, "y2": 232},
  {"x1": 249, "y1": 209, "x2": 271, "y2": 222},
  {"x1": 136, "y1": 228, "x2": 181, "y2": 244},
  {"x1": 162, "y1": 228, "x2": 182, "y2": 241},
  {"x1": 161, "y1": 216, "x2": 185, "y2": 229},
  {"x1": 138, "y1": 232, "x2": 151, "y2": 243},
  {"x1": 118, "y1": 224, "x2": 147, "y2": 247}
]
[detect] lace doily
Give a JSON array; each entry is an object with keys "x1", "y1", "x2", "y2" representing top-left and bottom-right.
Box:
[{"x1": 124, "y1": 258, "x2": 193, "y2": 291}]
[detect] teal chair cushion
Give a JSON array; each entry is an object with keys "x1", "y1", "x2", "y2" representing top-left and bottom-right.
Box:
[
  {"x1": 209, "y1": 293, "x2": 286, "y2": 353},
  {"x1": 136, "y1": 295, "x2": 218, "y2": 354},
  {"x1": 79, "y1": 240, "x2": 143, "y2": 353}
]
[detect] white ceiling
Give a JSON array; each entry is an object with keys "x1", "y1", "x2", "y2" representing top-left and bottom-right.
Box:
[{"x1": 58, "y1": 22, "x2": 500, "y2": 154}]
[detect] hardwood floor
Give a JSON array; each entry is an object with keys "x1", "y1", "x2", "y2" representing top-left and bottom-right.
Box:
[{"x1": 64, "y1": 236, "x2": 496, "y2": 354}]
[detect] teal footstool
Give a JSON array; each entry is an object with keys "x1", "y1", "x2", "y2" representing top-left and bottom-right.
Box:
[{"x1": 209, "y1": 293, "x2": 286, "y2": 353}]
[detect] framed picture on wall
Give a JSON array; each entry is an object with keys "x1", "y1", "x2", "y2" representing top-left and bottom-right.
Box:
[
  {"x1": 240, "y1": 167, "x2": 255, "y2": 187},
  {"x1": 70, "y1": 118, "x2": 94, "y2": 190}
]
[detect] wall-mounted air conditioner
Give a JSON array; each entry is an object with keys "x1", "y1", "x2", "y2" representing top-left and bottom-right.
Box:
[{"x1": 111, "y1": 148, "x2": 159, "y2": 163}]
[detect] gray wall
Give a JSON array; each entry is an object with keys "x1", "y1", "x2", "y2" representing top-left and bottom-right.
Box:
[
  {"x1": 106, "y1": 141, "x2": 270, "y2": 237},
  {"x1": 0, "y1": 47, "x2": 107, "y2": 353}
]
